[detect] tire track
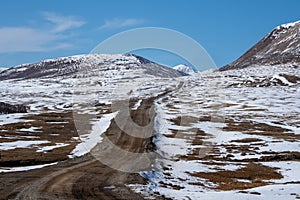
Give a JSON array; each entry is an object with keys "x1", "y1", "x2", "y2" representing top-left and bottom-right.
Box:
[{"x1": 2, "y1": 83, "x2": 183, "y2": 200}]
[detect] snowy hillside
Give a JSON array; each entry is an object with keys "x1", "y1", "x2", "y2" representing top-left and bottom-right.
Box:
[
  {"x1": 173, "y1": 64, "x2": 197, "y2": 75},
  {"x1": 0, "y1": 54, "x2": 184, "y2": 81},
  {"x1": 0, "y1": 53, "x2": 299, "y2": 199},
  {"x1": 221, "y1": 20, "x2": 300, "y2": 70}
]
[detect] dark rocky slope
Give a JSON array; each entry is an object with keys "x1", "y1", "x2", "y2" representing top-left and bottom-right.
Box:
[{"x1": 0, "y1": 102, "x2": 27, "y2": 114}]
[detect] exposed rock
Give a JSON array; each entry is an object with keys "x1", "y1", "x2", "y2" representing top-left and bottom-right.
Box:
[{"x1": 0, "y1": 102, "x2": 27, "y2": 114}]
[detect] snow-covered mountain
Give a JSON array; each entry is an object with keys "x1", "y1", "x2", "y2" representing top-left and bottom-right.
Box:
[
  {"x1": 220, "y1": 20, "x2": 300, "y2": 71},
  {"x1": 0, "y1": 53, "x2": 299, "y2": 199},
  {"x1": 173, "y1": 64, "x2": 197, "y2": 75},
  {"x1": 0, "y1": 54, "x2": 185, "y2": 81}
]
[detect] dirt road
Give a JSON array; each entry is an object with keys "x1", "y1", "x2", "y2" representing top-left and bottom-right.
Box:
[{"x1": 0, "y1": 94, "x2": 167, "y2": 200}]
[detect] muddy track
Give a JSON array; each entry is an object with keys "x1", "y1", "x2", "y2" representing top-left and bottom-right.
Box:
[
  {"x1": 14, "y1": 159, "x2": 96, "y2": 200},
  {"x1": 0, "y1": 84, "x2": 183, "y2": 200}
]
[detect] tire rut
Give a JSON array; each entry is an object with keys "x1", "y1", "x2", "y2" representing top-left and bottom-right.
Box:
[{"x1": 2, "y1": 83, "x2": 182, "y2": 200}]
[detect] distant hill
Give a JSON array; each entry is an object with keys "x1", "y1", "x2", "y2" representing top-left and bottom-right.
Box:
[
  {"x1": 0, "y1": 54, "x2": 185, "y2": 81},
  {"x1": 173, "y1": 64, "x2": 197, "y2": 75}
]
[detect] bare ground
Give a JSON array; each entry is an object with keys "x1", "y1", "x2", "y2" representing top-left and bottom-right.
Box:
[{"x1": 0, "y1": 96, "x2": 165, "y2": 200}]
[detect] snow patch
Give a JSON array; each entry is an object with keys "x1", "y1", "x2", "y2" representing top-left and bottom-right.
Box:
[
  {"x1": 276, "y1": 20, "x2": 300, "y2": 29},
  {"x1": 36, "y1": 143, "x2": 70, "y2": 153},
  {"x1": 0, "y1": 140, "x2": 50, "y2": 150},
  {"x1": 69, "y1": 112, "x2": 117, "y2": 158},
  {"x1": 271, "y1": 74, "x2": 295, "y2": 86},
  {"x1": 0, "y1": 162, "x2": 58, "y2": 173}
]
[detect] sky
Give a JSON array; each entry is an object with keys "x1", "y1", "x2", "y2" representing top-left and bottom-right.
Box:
[{"x1": 0, "y1": 0, "x2": 299, "y2": 68}]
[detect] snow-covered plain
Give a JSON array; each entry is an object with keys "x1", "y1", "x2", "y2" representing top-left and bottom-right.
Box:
[
  {"x1": 135, "y1": 64, "x2": 300, "y2": 199},
  {"x1": 0, "y1": 54, "x2": 299, "y2": 199},
  {"x1": 0, "y1": 54, "x2": 180, "y2": 172}
]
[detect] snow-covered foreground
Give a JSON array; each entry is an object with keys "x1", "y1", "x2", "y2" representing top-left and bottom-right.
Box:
[
  {"x1": 0, "y1": 54, "x2": 180, "y2": 172},
  {"x1": 133, "y1": 65, "x2": 300, "y2": 199},
  {"x1": 0, "y1": 54, "x2": 299, "y2": 199}
]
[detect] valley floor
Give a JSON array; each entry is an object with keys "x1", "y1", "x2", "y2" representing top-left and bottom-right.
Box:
[
  {"x1": 0, "y1": 97, "x2": 160, "y2": 200},
  {"x1": 0, "y1": 64, "x2": 299, "y2": 199}
]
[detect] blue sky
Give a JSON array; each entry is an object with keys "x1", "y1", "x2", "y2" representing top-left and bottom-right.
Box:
[{"x1": 0, "y1": 0, "x2": 299, "y2": 68}]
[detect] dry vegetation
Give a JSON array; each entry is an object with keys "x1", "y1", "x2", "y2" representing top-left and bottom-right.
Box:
[
  {"x1": 189, "y1": 163, "x2": 283, "y2": 190},
  {"x1": 0, "y1": 112, "x2": 78, "y2": 167}
]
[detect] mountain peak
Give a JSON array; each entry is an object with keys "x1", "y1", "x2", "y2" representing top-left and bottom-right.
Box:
[
  {"x1": 276, "y1": 20, "x2": 300, "y2": 30},
  {"x1": 173, "y1": 64, "x2": 197, "y2": 75}
]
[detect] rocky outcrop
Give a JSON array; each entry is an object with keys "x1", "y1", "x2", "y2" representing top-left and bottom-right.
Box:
[{"x1": 0, "y1": 102, "x2": 27, "y2": 114}]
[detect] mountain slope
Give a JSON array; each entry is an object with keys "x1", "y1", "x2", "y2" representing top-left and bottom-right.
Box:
[
  {"x1": 0, "y1": 54, "x2": 185, "y2": 81},
  {"x1": 220, "y1": 20, "x2": 300, "y2": 71}
]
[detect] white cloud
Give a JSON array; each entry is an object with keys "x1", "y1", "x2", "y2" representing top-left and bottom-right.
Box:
[
  {"x1": 42, "y1": 12, "x2": 86, "y2": 33},
  {"x1": 0, "y1": 12, "x2": 85, "y2": 53},
  {"x1": 100, "y1": 18, "x2": 144, "y2": 29},
  {"x1": 0, "y1": 27, "x2": 60, "y2": 53}
]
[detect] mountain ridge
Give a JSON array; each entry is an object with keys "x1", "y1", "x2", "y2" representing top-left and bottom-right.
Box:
[{"x1": 0, "y1": 54, "x2": 185, "y2": 81}]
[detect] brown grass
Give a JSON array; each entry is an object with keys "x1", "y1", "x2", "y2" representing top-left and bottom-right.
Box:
[
  {"x1": 159, "y1": 181, "x2": 184, "y2": 190},
  {"x1": 0, "y1": 111, "x2": 78, "y2": 167},
  {"x1": 224, "y1": 119, "x2": 299, "y2": 142},
  {"x1": 188, "y1": 163, "x2": 283, "y2": 190},
  {"x1": 230, "y1": 138, "x2": 263, "y2": 143}
]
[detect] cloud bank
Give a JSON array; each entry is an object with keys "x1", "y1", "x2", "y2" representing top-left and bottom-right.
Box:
[{"x1": 0, "y1": 12, "x2": 85, "y2": 53}]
